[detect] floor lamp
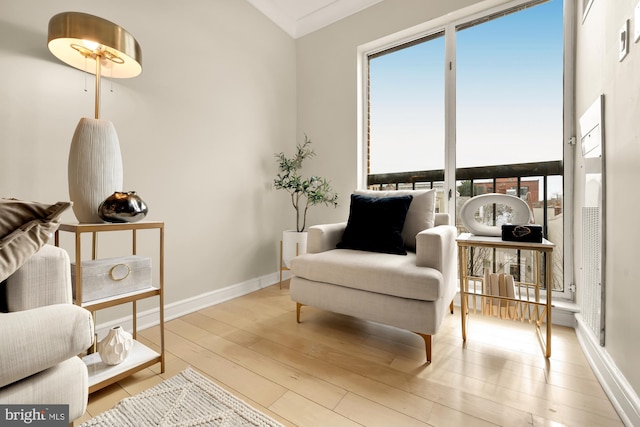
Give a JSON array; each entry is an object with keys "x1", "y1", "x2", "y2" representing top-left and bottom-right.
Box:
[{"x1": 47, "y1": 12, "x2": 142, "y2": 223}]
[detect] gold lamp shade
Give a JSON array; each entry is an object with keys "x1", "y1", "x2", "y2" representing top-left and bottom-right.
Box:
[{"x1": 48, "y1": 12, "x2": 142, "y2": 79}]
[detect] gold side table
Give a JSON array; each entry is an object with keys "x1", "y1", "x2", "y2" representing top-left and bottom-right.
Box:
[
  {"x1": 55, "y1": 221, "x2": 165, "y2": 393},
  {"x1": 457, "y1": 232, "x2": 555, "y2": 357}
]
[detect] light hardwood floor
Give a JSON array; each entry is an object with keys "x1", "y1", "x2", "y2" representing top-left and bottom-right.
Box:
[{"x1": 74, "y1": 281, "x2": 623, "y2": 427}]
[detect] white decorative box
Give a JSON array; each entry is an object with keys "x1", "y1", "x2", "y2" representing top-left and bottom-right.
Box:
[{"x1": 71, "y1": 255, "x2": 152, "y2": 302}]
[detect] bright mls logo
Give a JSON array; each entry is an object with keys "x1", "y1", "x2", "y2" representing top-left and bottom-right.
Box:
[{"x1": 1, "y1": 405, "x2": 68, "y2": 426}]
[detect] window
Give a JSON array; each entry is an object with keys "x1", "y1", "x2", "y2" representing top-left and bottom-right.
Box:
[
  {"x1": 363, "y1": 0, "x2": 570, "y2": 296},
  {"x1": 456, "y1": 2, "x2": 563, "y2": 169},
  {"x1": 368, "y1": 32, "x2": 445, "y2": 175}
]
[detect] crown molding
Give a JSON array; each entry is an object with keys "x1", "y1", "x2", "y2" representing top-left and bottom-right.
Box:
[{"x1": 247, "y1": 0, "x2": 383, "y2": 38}]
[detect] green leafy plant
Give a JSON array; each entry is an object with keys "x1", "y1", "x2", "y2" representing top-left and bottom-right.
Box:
[{"x1": 274, "y1": 135, "x2": 339, "y2": 232}]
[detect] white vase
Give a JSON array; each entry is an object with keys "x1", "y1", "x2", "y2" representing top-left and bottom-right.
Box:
[
  {"x1": 68, "y1": 118, "x2": 124, "y2": 223},
  {"x1": 282, "y1": 230, "x2": 307, "y2": 268},
  {"x1": 97, "y1": 326, "x2": 133, "y2": 365}
]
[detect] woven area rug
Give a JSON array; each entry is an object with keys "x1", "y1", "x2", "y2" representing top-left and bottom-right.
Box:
[{"x1": 80, "y1": 368, "x2": 284, "y2": 427}]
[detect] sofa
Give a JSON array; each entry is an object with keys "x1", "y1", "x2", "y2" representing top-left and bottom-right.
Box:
[
  {"x1": 0, "y1": 199, "x2": 94, "y2": 422},
  {"x1": 289, "y1": 189, "x2": 457, "y2": 363}
]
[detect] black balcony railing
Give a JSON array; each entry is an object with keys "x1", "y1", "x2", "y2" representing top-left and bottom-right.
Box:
[
  {"x1": 367, "y1": 160, "x2": 564, "y2": 292},
  {"x1": 368, "y1": 160, "x2": 562, "y2": 189},
  {"x1": 368, "y1": 160, "x2": 563, "y2": 232}
]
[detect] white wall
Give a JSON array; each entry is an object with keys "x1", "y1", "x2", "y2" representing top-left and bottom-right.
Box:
[
  {"x1": 576, "y1": 0, "x2": 640, "y2": 404},
  {"x1": 0, "y1": 1, "x2": 296, "y2": 316}
]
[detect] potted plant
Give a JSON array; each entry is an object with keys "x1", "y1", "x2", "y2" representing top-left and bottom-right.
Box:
[{"x1": 274, "y1": 134, "x2": 338, "y2": 267}]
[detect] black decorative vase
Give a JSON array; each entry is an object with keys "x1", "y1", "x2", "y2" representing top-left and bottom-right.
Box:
[{"x1": 98, "y1": 191, "x2": 148, "y2": 223}]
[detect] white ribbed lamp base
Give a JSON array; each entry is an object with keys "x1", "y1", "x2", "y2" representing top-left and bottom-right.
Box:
[{"x1": 68, "y1": 118, "x2": 123, "y2": 223}]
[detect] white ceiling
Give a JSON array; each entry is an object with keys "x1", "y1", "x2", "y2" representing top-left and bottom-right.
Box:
[{"x1": 246, "y1": 0, "x2": 384, "y2": 38}]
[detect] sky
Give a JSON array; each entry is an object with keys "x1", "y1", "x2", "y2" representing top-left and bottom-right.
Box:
[{"x1": 368, "y1": 0, "x2": 564, "y2": 196}]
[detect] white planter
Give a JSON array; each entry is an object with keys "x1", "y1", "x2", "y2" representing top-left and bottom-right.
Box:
[
  {"x1": 97, "y1": 326, "x2": 133, "y2": 365},
  {"x1": 282, "y1": 230, "x2": 307, "y2": 268}
]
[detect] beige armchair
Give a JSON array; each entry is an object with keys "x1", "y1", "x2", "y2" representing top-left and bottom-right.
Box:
[
  {"x1": 0, "y1": 244, "x2": 94, "y2": 421},
  {"x1": 290, "y1": 189, "x2": 457, "y2": 364}
]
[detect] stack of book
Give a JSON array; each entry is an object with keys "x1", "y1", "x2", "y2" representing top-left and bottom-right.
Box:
[{"x1": 483, "y1": 268, "x2": 517, "y2": 319}]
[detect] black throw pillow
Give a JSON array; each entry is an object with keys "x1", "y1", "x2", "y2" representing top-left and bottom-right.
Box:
[{"x1": 337, "y1": 194, "x2": 413, "y2": 255}]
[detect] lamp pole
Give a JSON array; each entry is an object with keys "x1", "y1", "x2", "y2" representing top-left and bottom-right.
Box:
[{"x1": 94, "y1": 55, "x2": 101, "y2": 119}]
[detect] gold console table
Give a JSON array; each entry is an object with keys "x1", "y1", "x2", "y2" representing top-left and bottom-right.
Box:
[{"x1": 457, "y1": 233, "x2": 555, "y2": 357}]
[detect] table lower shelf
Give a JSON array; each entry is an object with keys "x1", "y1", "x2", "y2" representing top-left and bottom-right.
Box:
[
  {"x1": 461, "y1": 291, "x2": 552, "y2": 358},
  {"x1": 84, "y1": 340, "x2": 161, "y2": 393}
]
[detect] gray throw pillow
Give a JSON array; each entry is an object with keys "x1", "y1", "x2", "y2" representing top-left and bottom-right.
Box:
[{"x1": 0, "y1": 199, "x2": 71, "y2": 282}]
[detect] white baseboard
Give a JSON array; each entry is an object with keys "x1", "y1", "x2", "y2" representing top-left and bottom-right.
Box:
[
  {"x1": 575, "y1": 314, "x2": 640, "y2": 427},
  {"x1": 94, "y1": 270, "x2": 290, "y2": 337}
]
